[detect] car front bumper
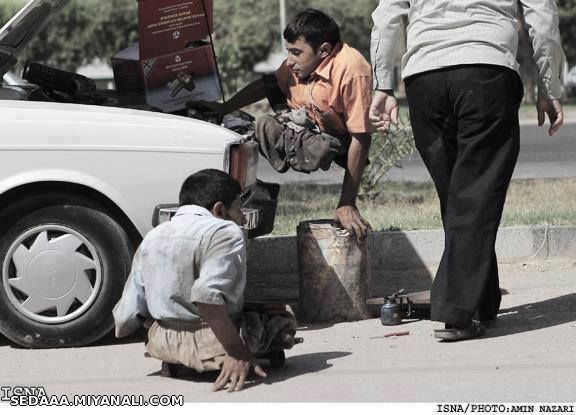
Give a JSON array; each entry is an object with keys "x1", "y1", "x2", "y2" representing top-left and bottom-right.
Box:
[{"x1": 153, "y1": 205, "x2": 259, "y2": 230}]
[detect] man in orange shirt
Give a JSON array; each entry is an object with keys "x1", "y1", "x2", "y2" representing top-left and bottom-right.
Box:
[{"x1": 210, "y1": 9, "x2": 372, "y2": 239}]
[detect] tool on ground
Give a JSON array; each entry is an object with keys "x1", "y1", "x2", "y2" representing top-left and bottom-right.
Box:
[
  {"x1": 367, "y1": 289, "x2": 432, "y2": 326},
  {"x1": 380, "y1": 289, "x2": 412, "y2": 325}
]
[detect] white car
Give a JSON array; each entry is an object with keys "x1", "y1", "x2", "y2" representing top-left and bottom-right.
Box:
[{"x1": 0, "y1": 0, "x2": 278, "y2": 348}]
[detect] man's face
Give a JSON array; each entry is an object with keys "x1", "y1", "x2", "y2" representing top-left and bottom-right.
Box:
[
  {"x1": 222, "y1": 196, "x2": 245, "y2": 227},
  {"x1": 285, "y1": 36, "x2": 326, "y2": 81}
]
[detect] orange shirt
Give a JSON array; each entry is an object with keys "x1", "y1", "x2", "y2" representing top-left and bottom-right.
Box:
[{"x1": 275, "y1": 43, "x2": 373, "y2": 138}]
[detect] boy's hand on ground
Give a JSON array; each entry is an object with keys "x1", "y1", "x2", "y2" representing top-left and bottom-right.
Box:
[
  {"x1": 196, "y1": 303, "x2": 267, "y2": 392},
  {"x1": 334, "y1": 205, "x2": 372, "y2": 239},
  {"x1": 213, "y1": 356, "x2": 267, "y2": 392}
]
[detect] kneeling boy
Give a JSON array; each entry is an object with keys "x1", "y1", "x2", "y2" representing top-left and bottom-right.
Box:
[{"x1": 113, "y1": 169, "x2": 296, "y2": 392}]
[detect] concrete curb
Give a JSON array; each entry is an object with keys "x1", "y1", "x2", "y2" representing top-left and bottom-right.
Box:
[{"x1": 245, "y1": 225, "x2": 576, "y2": 299}]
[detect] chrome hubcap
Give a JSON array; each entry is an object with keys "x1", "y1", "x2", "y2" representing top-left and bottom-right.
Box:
[{"x1": 3, "y1": 225, "x2": 102, "y2": 324}]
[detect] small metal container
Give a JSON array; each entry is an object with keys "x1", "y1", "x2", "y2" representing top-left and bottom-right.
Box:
[{"x1": 380, "y1": 298, "x2": 402, "y2": 326}]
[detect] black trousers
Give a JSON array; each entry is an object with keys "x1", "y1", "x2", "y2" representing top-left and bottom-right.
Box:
[{"x1": 405, "y1": 65, "x2": 523, "y2": 327}]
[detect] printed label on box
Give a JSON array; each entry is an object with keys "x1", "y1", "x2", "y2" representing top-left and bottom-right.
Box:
[
  {"x1": 143, "y1": 44, "x2": 221, "y2": 113},
  {"x1": 138, "y1": 0, "x2": 213, "y2": 59}
]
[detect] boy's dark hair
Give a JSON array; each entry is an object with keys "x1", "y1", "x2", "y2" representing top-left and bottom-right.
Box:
[
  {"x1": 283, "y1": 9, "x2": 341, "y2": 52},
  {"x1": 179, "y1": 169, "x2": 242, "y2": 210}
]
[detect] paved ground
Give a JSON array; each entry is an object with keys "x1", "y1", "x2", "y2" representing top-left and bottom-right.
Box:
[
  {"x1": 1, "y1": 262, "x2": 574, "y2": 403},
  {"x1": 2, "y1": 109, "x2": 575, "y2": 407}
]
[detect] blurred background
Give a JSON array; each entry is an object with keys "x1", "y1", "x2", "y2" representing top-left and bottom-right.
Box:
[{"x1": 2, "y1": 0, "x2": 575, "y2": 102}]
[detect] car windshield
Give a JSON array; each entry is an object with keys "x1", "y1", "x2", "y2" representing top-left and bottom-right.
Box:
[{"x1": 0, "y1": 0, "x2": 70, "y2": 76}]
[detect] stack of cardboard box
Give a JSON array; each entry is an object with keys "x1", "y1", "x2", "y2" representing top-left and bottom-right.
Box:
[{"x1": 112, "y1": 0, "x2": 221, "y2": 113}]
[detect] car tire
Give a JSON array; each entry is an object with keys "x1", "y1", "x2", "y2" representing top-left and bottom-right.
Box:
[{"x1": 0, "y1": 205, "x2": 133, "y2": 348}]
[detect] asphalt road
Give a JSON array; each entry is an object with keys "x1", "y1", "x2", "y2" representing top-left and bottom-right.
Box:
[
  {"x1": 1, "y1": 264, "x2": 574, "y2": 403},
  {"x1": 256, "y1": 121, "x2": 576, "y2": 184},
  {"x1": 1, "y1": 116, "x2": 574, "y2": 407}
]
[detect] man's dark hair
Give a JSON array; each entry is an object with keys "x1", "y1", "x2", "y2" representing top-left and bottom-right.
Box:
[
  {"x1": 179, "y1": 169, "x2": 242, "y2": 210},
  {"x1": 283, "y1": 9, "x2": 341, "y2": 52}
]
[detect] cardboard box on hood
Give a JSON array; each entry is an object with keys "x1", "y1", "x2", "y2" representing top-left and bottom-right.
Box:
[
  {"x1": 138, "y1": 0, "x2": 213, "y2": 59},
  {"x1": 112, "y1": 42, "x2": 222, "y2": 113}
]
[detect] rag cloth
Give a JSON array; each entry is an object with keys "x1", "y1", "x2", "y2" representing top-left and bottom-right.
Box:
[
  {"x1": 255, "y1": 110, "x2": 349, "y2": 174},
  {"x1": 145, "y1": 305, "x2": 297, "y2": 372}
]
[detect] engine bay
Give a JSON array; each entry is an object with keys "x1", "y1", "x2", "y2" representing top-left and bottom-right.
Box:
[{"x1": 1, "y1": 61, "x2": 256, "y2": 137}]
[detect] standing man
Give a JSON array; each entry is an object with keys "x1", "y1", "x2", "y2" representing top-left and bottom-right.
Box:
[
  {"x1": 369, "y1": 1, "x2": 564, "y2": 340},
  {"x1": 207, "y1": 9, "x2": 373, "y2": 239}
]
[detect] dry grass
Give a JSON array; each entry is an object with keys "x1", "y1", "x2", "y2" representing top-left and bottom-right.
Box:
[{"x1": 271, "y1": 179, "x2": 576, "y2": 236}]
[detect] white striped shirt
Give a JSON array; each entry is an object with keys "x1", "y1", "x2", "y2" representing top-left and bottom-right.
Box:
[
  {"x1": 113, "y1": 205, "x2": 246, "y2": 338},
  {"x1": 371, "y1": 0, "x2": 565, "y2": 98}
]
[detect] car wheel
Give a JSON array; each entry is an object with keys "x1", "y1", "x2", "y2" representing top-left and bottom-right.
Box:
[{"x1": 0, "y1": 205, "x2": 133, "y2": 348}]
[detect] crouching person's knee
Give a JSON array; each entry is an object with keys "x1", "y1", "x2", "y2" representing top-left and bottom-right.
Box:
[{"x1": 255, "y1": 115, "x2": 290, "y2": 173}]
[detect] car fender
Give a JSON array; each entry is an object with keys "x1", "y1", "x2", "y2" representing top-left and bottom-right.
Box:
[{"x1": 0, "y1": 168, "x2": 141, "y2": 233}]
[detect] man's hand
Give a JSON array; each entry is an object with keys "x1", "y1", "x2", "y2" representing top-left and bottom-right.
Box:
[
  {"x1": 194, "y1": 78, "x2": 268, "y2": 118},
  {"x1": 195, "y1": 303, "x2": 267, "y2": 392},
  {"x1": 192, "y1": 100, "x2": 228, "y2": 117},
  {"x1": 537, "y1": 96, "x2": 563, "y2": 136},
  {"x1": 334, "y1": 205, "x2": 372, "y2": 240},
  {"x1": 369, "y1": 89, "x2": 399, "y2": 133},
  {"x1": 213, "y1": 355, "x2": 267, "y2": 392},
  {"x1": 337, "y1": 133, "x2": 371, "y2": 239}
]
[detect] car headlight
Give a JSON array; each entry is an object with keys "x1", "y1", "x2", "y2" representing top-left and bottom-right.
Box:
[{"x1": 225, "y1": 140, "x2": 258, "y2": 190}]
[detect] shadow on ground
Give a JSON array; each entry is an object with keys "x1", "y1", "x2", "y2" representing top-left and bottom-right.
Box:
[
  {"x1": 0, "y1": 334, "x2": 11, "y2": 347},
  {"x1": 262, "y1": 351, "x2": 351, "y2": 383},
  {"x1": 0, "y1": 329, "x2": 146, "y2": 349},
  {"x1": 146, "y1": 351, "x2": 351, "y2": 391},
  {"x1": 94, "y1": 329, "x2": 147, "y2": 347},
  {"x1": 297, "y1": 322, "x2": 337, "y2": 331},
  {"x1": 486, "y1": 293, "x2": 576, "y2": 338}
]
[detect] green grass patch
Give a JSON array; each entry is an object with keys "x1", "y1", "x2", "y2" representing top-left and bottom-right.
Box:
[{"x1": 271, "y1": 178, "x2": 576, "y2": 236}]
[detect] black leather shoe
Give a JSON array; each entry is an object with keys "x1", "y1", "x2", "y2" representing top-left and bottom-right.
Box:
[{"x1": 434, "y1": 321, "x2": 486, "y2": 341}]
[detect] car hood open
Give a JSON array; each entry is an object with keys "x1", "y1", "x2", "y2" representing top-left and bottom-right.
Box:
[{"x1": 0, "y1": 0, "x2": 70, "y2": 76}]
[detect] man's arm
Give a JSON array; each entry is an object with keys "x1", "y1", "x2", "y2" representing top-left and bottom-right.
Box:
[
  {"x1": 369, "y1": 0, "x2": 408, "y2": 132},
  {"x1": 113, "y1": 248, "x2": 149, "y2": 338},
  {"x1": 189, "y1": 224, "x2": 263, "y2": 392},
  {"x1": 335, "y1": 132, "x2": 372, "y2": 239},
  {"x1": 370, "y1": 0, "x2": 409, "y2": 91},
  {"x1": 521, "y1": 0, "x2": 565, "y2": 135},
  {"x1": 196, "y1": 303, "x2": 266, "y2": 392},
  {"x1": 202, "y1": 78, "x2": 268, "y2": 116}
]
